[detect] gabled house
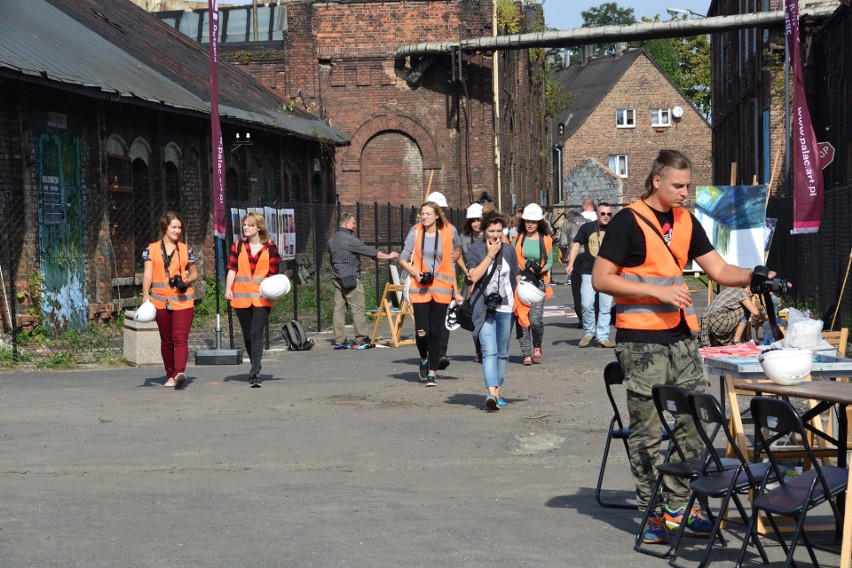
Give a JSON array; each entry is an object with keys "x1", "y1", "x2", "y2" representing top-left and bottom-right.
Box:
[
  {"x1": 0, "y1": 0, "x2": 347, "y2": 333},
  {"x1": 551, "y1": 49, "x2": 711, "y2": 206}
]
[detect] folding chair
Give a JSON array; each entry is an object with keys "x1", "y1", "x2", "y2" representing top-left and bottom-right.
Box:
[
  {"x1": 635, "y1": 384, "x2": 731, "y2": 559},
  {"x1": 668, "y1": 391, "x2": 775, "y2": 568},
  {"x1": 596, "y1": 361, "x2": 670, "y2": 509},
  {"x1": 736, "y1": 397, "x2": 848, "y2": 568}
]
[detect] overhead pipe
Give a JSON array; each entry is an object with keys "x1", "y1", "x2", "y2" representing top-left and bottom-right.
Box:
[{"x1": 394, "y1": 6, "x2": 837, "y2": 58}]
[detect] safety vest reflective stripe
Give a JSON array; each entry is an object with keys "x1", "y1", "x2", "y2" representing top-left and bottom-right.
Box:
[
  {"x1": 148, "y1": 240, "x2": 195, "y2": 311},
  {"x1": 614, "y1": 201, "x2": 699, "y2": 331},
  {"x1": 409, "y1": 225, "x2": 455, "y2": 305},
  {"x1": 231, "y1": 241, "x2": 273, "y2": 308}
]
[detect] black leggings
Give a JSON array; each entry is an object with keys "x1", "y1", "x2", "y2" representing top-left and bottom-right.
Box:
[
  {"x1": 412, "y1": 301, "x2": 449, "y2": 372},
  {"x1": 235, "y1": 306, "x2": 271, "y2": 374}
]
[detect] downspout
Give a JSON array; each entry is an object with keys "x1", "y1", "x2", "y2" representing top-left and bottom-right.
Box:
[
  {"x1": 492, "y1": 2, "x2": 502, "y2": 211},
  {"x1": 554, "y1": 145, "x2": 563, "y2": 203}
]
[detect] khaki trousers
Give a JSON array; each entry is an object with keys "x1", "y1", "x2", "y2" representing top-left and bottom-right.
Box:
[{"x1": 332, "y1": 277, "x2": 369, "y2": 343}]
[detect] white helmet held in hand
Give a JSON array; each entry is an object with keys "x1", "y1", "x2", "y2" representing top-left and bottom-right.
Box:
[
  {"x1": 466, "y1": 203, "x2": 483, "y2": 219},
  {"x1": 758, "y1": 348, "x2": 813, "y2": 385},
  {"x1": 134, "y1": 300, "x2": 157, "y2": 323},
  {"x1": 260, "y1": 274, "x2": 292, "y2": 300},
  {"x1": 445, "y1": 300, "x2": 461, "y2": 331},
  {"x1": 516, "y1": 280, "x2": 545, "y2": 306},
  {"x1": 426, "y1": 192, "x2": 448, "y2": 208},
  {"x1": 522, "y1": 203, "x2": 543, "y2": 221}
]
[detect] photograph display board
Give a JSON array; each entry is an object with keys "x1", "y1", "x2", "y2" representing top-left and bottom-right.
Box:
[
  {"x1": 694, "y1": 185, "x2": 767, "y2": 269},
  {"x1": 230, "y1": 207, "x2": 296, "y2": 261}
]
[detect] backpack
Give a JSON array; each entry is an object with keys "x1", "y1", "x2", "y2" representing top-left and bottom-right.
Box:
[{"x1": 282, "y1": 320, "x2": 315, "y2": 351}]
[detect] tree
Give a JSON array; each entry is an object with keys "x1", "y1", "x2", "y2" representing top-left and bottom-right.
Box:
[
  {"x1": 581, "y1": 2, "x2": 637, "y2": 56},
  {"x1": 641, "y1": 16, "x2": 711, "y2": 117},
  {"x1": 578, "y1": 4, "x2": 711, "y2": 118}
]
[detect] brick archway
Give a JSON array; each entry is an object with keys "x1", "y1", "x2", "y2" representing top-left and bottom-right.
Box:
[{"x1": 342, "y1": 113, "x2": 440, "y2": 171}]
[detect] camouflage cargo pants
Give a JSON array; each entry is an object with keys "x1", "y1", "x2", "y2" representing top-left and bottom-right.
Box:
[{"x1": 614, "y1": 338, "x2": 708, "y2": 513}]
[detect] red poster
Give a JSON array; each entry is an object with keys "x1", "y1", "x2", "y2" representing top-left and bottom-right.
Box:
[
  {"x1": 786, "y1": 0, "x2": 824, "y2": 234},
  {"x1": 208, "y1": 0, "x2": 226, "y2": 238}
]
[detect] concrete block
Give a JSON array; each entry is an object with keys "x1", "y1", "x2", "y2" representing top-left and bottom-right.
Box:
[{"x1": 123, "y1": 310, "x2": 161, "y2": 366}]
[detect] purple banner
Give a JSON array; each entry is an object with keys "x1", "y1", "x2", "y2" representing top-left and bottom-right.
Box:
[
  {"x1": 208, "y1": 0, "x2": 226, "y2": 238},
  {"x1": 786, "y1": 0, "x2": 824, "y2": 234}
]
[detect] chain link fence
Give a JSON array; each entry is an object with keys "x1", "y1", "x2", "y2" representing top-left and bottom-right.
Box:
[{"x1": 0, "y1": 187, "x2": 848, "y2": 367}]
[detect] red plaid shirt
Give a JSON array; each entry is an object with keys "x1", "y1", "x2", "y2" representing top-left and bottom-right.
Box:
[{"x1": 226, "y1": 240, "x2": 281, "y2": 276}]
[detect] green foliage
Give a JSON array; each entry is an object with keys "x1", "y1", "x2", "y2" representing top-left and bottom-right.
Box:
[
  {"x1": 581, "y1": 2, "x2": 637, "y2": 57},
  {"x1": 544, "y1": 63, "x2": 572, "y2": 118},
  {"x1": 496, "y1": 0, "x2": 521, "y2": 34}
]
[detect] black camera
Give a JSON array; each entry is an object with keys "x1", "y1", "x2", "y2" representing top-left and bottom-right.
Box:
[
  {"x1": 485, "y1": 292, "x2": 503, "y2": 315},
  {"x1": 169, "y1": 275, "x2": 189, "y2": 293},
  {"x1": 524, "y1": 259, "x2": 541, "y2": 274},
  {"x1": 418, "y1": 272, "x2": 434, "y2": 285},
  {"x1": 749, "y1": 265, "x2": 788, "y2": 295}
]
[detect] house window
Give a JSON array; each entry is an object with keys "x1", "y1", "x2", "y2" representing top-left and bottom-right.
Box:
[
  {"x1": 608, "y1": 155, "x2": 628, "y2": 178},
  {"x1": 616, "y1": 109, "x2": 635, "y2": 128},
  {"x1": 651, "y1": 108, "x2": 672, "y2": 127}
]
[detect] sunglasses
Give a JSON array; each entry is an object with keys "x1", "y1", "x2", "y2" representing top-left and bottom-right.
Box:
[{"x1": 599, "y1": 212, "x2": 613, "y2": 217}]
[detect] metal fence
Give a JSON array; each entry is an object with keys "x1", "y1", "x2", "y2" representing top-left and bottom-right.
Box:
[{"x1": 0, "y1": 187, "x2": 848, "y2": 367}]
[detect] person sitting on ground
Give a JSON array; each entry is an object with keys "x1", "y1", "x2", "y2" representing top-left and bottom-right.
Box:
[{"x1": 698, "y1": 285, "x2": 762, "y2": 347}]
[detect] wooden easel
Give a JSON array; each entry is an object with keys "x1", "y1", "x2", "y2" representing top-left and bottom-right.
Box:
[{"x1": 369, "y1": 282, "x2": 415, "y2": 347}]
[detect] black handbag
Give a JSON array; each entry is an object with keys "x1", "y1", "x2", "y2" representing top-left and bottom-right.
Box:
[
  {"x1": 458, "y1": 246, "x2": 501, "y2": 332},
  {"x1": 455, "y1": 299, "x2": 475, "y2": 331}
]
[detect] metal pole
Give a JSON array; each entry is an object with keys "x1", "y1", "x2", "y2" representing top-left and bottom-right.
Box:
[
  {"x1": 314, "y1": 203, "x2": 321, "y2": 332},
  {"x1": 6, "y1": 191, "x2": 17, "y2": 361},
  {"x1": 374, "y1": 202, "x2": 380, "y2": 307}
]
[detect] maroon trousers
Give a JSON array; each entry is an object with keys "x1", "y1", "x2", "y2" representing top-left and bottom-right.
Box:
[{"x1": 155, "y1": 307, "x2": 194, "y2": 379}]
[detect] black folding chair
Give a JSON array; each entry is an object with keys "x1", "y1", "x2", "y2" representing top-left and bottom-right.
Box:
[
  {"x1": 667, "y1": 391, "x2": 775, "y2": 568},
  {"x1": 735, "y1": 397, "x2": 848, "y2": 568},
  {"x1": 634, "y1": 384, "x2": 731, "y2": 559},
  {"x1": 596, "y1": 361, "x2": 671, "y2": 509}
]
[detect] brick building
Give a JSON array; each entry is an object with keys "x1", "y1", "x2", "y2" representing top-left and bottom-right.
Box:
[
  {"x1": 0, "y1": 0, "x2": 346, "y2": 333},
  {"x1": 708, "y1": 0, "x2": 839, "y2": 193},
  {"x1": 154, "y1": 1, "x2": 549, "y2": 210},
  {"x1": 552, "y1": 49, "x2": 711, "y2": 206}
]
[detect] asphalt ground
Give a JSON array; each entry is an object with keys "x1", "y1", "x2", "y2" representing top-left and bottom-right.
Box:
[{"x1": 0, "y1": 277, "x2": 844, "y2": 567}]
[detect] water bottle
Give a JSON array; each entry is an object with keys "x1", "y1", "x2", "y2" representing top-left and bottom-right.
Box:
[{"x1": 762, "y1": 321, "x2": 772, "y2": 345}]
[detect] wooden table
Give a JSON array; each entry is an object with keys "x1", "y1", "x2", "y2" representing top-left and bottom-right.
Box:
[
  {"x1": 702, "y1": 356, "x2": 852, "y2": 566},
  {"x1": 703, "y1": 354, "x2": 852, "y2": 459}
]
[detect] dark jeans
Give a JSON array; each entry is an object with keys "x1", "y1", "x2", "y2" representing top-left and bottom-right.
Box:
[
  {"x1": 412, "y1": 301, "x2": 449, "y2": 372},
  {"x1": 155, "y1": 307, "x2": 194, "y2": 379},
  {"x1": 235, "y1": 305, "x2": 271, "y2": 374}
]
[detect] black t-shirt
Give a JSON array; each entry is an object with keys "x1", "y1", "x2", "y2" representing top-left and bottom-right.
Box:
[
  {"x1": 596, "y1": 204, "x2": 714, "y2": 344},
  {"x1": 572, "y1": 221, "x2": 607, "y2": 275}
]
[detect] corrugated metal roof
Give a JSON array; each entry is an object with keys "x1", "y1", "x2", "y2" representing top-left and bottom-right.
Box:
[
  {"x1": 553, "y1": 49, "x2": 643, "y2": 139},
  {"x1": 0, "y1": 0, "x2": 348, "y2": 145}
]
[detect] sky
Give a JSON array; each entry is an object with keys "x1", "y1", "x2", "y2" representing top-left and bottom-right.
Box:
[{"x1": 543, "y1": 1, "x2": 712, "y2": 29}]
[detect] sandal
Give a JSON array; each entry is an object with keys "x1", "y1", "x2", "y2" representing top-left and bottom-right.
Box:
[{"x1": 522, "y1": 356, "x2": 533, "y2": 366}]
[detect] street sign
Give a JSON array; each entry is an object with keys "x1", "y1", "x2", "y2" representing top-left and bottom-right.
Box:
[{"x1": 818, "y1": 141, "x2": 835, "y2": 169}]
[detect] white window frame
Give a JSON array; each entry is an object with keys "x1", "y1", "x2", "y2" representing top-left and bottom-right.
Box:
[
  {"x1": 616, "y1": 109, "x2": 636, "y2": 128},
  {"x1": 608, "y1": 154, "x2": 628, "y2": 178},
  {"x1": 651, "y1": 108, "x2": 672, "y2": 127}
]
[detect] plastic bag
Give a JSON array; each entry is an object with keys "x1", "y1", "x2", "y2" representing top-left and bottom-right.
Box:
[{"x1": 784, "y1": 307, "x2": 823, "y2": 349}]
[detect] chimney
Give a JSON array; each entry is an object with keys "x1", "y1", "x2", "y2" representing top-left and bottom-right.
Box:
[
  {"x1": 615, "y1": 42, "x2": 626, "y2": 58},
  {"x1": 582, "y1": 45, "x2": 593, "y2": 66}
]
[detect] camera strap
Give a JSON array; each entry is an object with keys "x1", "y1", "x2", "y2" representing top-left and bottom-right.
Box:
[
  {"x1": 628, "y1": 209, "x2": 682, "y2": 267},
  {"x1": 160, "y1": 240, "x2": 181, "y2": 281},
  {"x1": 419, "y1": 227, "x2": 439, "y2": 277}
]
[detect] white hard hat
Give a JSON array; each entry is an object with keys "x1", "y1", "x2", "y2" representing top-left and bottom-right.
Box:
[
  {"x1": 466, "y1": 203, "x2": 483, "y2": 219},
  {"x1": 134, "y1": 300, "x2": 157, "y2": 323},
  {"x1": 259, "y1": 274, "x2": 292, "y2": 300},
  {"x1": 445, "y1": 300, "x2": 461, "y2": 331},
  {"x1": 516, "y1": 280, "x2": 545, "y2": 306},
  {"x1": 426, "y1": 192, "x2": 448, "y2": 208},
  {"x1": 522, "y1": 203, "x2": 544, "y2": 221},
  {"x1": 758, "y1": 348, "x2": 813, "y2": 385}
]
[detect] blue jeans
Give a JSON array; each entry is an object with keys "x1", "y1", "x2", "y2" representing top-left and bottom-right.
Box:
[
  {"x1": 581, "y1": 274, "x2": 614, "y2": 340},
  {"x1": 479, "y1": 311, "x2": 513, "y2": 389}
]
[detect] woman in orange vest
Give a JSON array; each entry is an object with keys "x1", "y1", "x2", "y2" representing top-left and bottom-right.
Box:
[
  {"x1": 225, "y1": 212, "x2": 282, "y2": 388},
  {"x1": 512, "y1": 203, "x2": 554, "y2": 366},
  {"x1": 142, "y1": 211, "x2": 198, "y2": 390},
  {"x1": 399, "y1": 201, "x2": 464, "y2": 387}
]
